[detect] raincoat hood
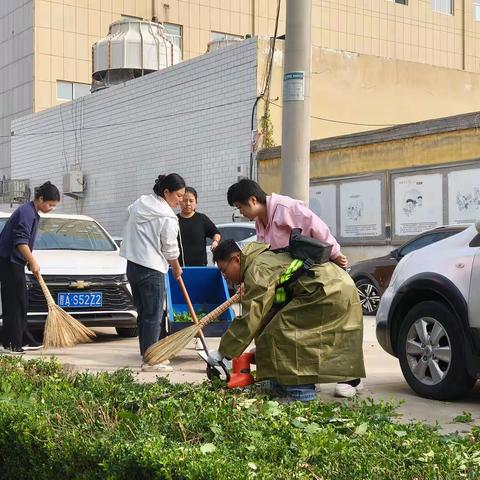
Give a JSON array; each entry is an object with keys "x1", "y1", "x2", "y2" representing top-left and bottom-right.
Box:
[{"x1": 128, "y1": 194, "x2": 177, "y2": 224}]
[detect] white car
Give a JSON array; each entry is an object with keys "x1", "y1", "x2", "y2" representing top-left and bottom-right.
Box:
[
  {"x1": 206, "y1": 222, "x2": 257, "y2": 264},
  {"x1": 0, "y1": 212, "x2": 137, "y2": 337},
  {"x1": 376, "y1": 222, "x2": 480, "y2": 400}
]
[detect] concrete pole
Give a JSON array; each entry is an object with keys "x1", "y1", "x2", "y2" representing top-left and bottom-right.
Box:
[{"x1": 280, "y1": 0, "x2": 312, "y2": 204}]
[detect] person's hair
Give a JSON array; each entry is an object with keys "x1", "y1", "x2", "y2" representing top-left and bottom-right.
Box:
[
  {"x1": 212, "y1": 239, "x2": 241, "y2": 263},
  {"x1": 34, "y1": 181, "x2": 60, "y2": 201},
  {"x1": 184, "y1": 186, "x2": 198, "y2": 201},
  {"x1": 227, "y1": 179, "x2": 267, "y2": 206},
  {"x1": 153, "y1": 173, "x2": 185, "y2": 197}
]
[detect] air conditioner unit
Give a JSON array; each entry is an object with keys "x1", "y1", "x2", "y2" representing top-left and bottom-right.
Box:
[
  {"x1": 237, "y1": 164, "x2": 249, "y2": 181},
  {"x1": 63, "y1": 171, "x2": 84, "y2": 198}
]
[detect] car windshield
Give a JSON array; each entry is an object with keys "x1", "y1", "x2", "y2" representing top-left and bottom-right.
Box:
[
  {"x1": 35, "y1": 218, "x2": 116, "y2": 251},
  {"x1": 0, "y1": 219, "x2": 6, "y2": 234},
  {"x1": 206, "y1": 225, "x2": 256, "y2": 246}
]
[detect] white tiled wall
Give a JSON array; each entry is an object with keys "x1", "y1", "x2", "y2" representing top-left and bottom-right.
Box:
[{"x1": 11, "y1": 39, "x2": 258, "y2": 235}]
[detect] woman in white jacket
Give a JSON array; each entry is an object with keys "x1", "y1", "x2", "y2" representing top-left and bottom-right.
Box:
[{"x1": 120, "y1": 173, "x2": 185, "y2": 371}]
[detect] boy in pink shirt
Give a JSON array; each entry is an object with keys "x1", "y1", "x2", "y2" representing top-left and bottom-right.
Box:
[
  {"x1": 227, "y1": 179, "x2": 348, "y2": 268},
  {"x1": 227, "y1": 179, "x2": 362, "y2": 398}
]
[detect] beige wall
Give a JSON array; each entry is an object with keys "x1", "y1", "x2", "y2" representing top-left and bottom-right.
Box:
[
  {"x1": 257, "y1": 39, "x2": 480, "y2": 145},
  {"x1": 33, "y1": 0, "x2": 480, "y2": 114}
]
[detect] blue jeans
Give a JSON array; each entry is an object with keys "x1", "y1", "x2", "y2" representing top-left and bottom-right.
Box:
[{"x1": 126, "y1": 261, "x2": 166, "y2": 358}]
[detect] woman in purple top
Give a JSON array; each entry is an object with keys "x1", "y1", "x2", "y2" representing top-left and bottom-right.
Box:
[{"x1": 0, "y1": 181, "x2": 60, "y2": 354}]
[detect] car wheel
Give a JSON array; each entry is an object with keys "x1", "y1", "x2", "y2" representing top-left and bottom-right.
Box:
[
  {"x1": 397, "y1": 300, "x2": 476, "y2": 400},
  {"x1": 355, "y1": 278, "x2": 381, "y2": 315},
  {"x1": 115, "y1": 327, "x2": 138, "y2": 338}
]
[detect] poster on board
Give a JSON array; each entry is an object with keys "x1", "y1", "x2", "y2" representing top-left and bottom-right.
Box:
[
  {"x1": 448, "y1": 169, "x2": 480, "y2": 224},
  {"x1": 309, "y1": 184, "x2": 337, "y2": 236},
  {"x1": 339, "y1": 179, "x2": 382, "y2": 238},
  {"x1": 394, "y1": 173, "x2": 443, "y2": 236}
]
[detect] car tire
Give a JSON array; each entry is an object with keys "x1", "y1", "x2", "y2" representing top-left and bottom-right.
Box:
[
  {"x1": 355, "y1": 278, "x2": 381, "y2": 315},
  {"x1": 397, "y1": 300, "x2": 476, "y2": 401},
  {"x1": 115, "y1": 327, "x2": 138, "y2": 338}
]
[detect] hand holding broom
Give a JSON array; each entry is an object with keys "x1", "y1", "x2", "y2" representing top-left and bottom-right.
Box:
[
  {"x1": 144, "y1": 291, "x2": 240, "y2": 365},
  {"x1": 36, "y1": 273, "x2": 96, "y2": 348}
]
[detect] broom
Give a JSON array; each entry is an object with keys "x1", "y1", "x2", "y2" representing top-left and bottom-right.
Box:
[
  {"x1": 36, "y1": 274, "x2": 96, "y2": 348},
  {"x1": 144, "y1": 291, "x2": 240, "y2": 365}
]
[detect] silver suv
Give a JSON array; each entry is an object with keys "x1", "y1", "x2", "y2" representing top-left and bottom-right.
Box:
[{"x1": 376, "y1": 222, "x2": 480, "y2": 400}]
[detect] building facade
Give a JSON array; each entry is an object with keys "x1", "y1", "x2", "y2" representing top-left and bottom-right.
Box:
[{"x1": 3, "y1": 0, "x2": 480, "y2": 179}]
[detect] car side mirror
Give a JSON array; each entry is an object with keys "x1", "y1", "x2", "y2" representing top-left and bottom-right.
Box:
[{"x1": 391, "y1": 249, "x2": 400, "y2": 259}]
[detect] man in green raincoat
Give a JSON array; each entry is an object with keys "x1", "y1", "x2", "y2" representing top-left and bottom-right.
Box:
[{"x1": 207, "y1": 240, "x2": 365, "y2": 401}]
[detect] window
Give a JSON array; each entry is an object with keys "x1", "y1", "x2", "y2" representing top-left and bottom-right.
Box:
[
  {"x1": 474, "y1": 1, "x2": 480, "y2": 20},
  {"x1": 211, "y1": 31, "x2": 243, "y2": 42},
  {"x1": 432, "y1": 0, "x2": 453, "y2": 14},
  {"x1": 57, "y1": 81, "x2": 90, "y2": 101},
  {"x1": 164, "y1": 23, "x2": 183, "y2": 58},
  {"x1": 398, "y1": 231, "x2": 459, "y2": 257}
]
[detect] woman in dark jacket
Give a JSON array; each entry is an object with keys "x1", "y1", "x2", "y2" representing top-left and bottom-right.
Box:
[{"x1": 0, "y1": 181, "x2": 60, "y2": 354}]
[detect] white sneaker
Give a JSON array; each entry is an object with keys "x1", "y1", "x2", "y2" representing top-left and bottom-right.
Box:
[
  {"x1": 334, "y1": 381, "x2": 363, "y2": 398},
  {"x1": 141, "y1": 362, "x2": 173, "y2": 372},
  {"x1": 23, "y1": 344, "x2": 44, "y2": 351}
]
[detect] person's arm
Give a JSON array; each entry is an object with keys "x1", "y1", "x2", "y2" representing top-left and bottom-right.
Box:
[
  {"x1": 218, "y1": 264, "x2": 276, "y2": 359},
  {"x1": 160, "y1": 218, "x2": 183, "y2": 279},
  {"x1": 16, "y1": 245, "x2": 40, "y2": 276},
  {"x1": 203, "y1": 215, "x2": 221, "y2": 251},
  {"x1": 12, "y1": 211, "x2": 40, "y2": 275},
  {"x1": 281, "y1": 203, "x2": 348, "y2": 267}
]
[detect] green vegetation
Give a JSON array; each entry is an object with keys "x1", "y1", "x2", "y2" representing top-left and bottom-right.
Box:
[
  {"x1": 0, "y1": 357, "x2": 479, "y2": 479},
  {"x1": 173, "y1": 310, "x2": 207, "y2": 323}
]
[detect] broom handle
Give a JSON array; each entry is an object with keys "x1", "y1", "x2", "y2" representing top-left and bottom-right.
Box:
[
  {"x1": 177, "y1": 276, "x2": 200, "y2": 324},
  {"x1": 176, "y1": 276, "x2": 210, "y2": 352},
  {"x1": 199, "y1": 293, "x2": 240, "y2": 328},
  {"x1": 35, "y1": 273, "x2": 56, "y2": 308}
]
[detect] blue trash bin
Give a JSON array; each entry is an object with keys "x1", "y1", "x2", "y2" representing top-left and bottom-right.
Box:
[{"x1": 166, "y1": 266, "x2": 235, "y2": 337}]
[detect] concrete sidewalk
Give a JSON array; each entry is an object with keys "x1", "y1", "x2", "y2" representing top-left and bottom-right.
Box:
[{"x1": 27, "y1": 316, "x2": 480, "y2": 434}]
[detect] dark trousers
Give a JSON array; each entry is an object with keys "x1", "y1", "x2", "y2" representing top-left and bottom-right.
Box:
[
  {"x1": 126, "y1": 261, "x2": 166, "y2": 358},
  {"x1": 0, "y1": 258, "x2": 36, "y2": 349}
]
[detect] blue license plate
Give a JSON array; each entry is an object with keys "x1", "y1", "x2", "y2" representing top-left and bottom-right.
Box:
[{"x1": 57, "y1": 292, "x2": 103, "y2": 308}]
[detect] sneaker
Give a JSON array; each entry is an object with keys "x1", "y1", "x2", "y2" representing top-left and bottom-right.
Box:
[
  {"x1": 334, "y1": 380, "x2": 363, "y2": 398},
  {"x1": 22, "y1": 343, "x2": 44, "y2": 351},
  {"x1": 0, "y1": 347, "x2": 24, "y2": 355},
  {"x1": 141, "y1": 362, "x2": 173, "y2": 372}
]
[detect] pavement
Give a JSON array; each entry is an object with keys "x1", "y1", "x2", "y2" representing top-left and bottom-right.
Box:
[{"x1": 26, "y1": 316, "x2": 480, "y2": 435}]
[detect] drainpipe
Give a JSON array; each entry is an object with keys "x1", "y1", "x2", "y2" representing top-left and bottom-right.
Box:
[
  {"x1": 251, "y1": 0, "x2": 256, "y2": 36},
  {"x1": 152, "y1": 0, "x2": 158, "y2": 22}
]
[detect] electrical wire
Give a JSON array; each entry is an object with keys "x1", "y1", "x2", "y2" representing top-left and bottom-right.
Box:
[
  {"x1": 250, "y1": 0, "x2": 281, "y2": 179},
  {"x1": 269, "y1": 101, "x2": 400, "y2": 128},
  {"x1": 4, "y1": 97, "x2": 253, "y2": 138}
]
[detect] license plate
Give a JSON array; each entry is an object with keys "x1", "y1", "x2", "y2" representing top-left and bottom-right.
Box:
[{"x1": 57, "y1": 292, "x2": 103, "y2": 308}]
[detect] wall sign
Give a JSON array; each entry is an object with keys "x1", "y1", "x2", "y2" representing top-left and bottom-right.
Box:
[
  {"x1": 394, "y1": 173, "x2": 443, "y2": 236},
  {"x1": 340, "y1": 179, "x2": 382, "y2": 238},
  {"x1": 448, "y1": 168, "x2": 480, "y2": 224},
  {"x1": 309, "y1": 183, "x2": 337, "y2": 236}
]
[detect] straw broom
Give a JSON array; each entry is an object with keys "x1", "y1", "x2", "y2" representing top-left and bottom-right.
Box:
[
  {"x1": 36, "y1": 274, "x2": 96, "y2": 348},
  {"x1": 144, "y1": 292, "x2": 240, "y2": 365}
]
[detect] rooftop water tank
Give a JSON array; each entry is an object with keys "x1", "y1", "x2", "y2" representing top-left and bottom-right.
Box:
[{"x1": 91, "y1": 18, "x2": 181, "y2": 92}]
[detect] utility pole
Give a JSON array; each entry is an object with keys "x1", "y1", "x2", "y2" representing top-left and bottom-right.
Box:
[{"x1": 280, "y1": 0, "x2": 312, "y2": 204}]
